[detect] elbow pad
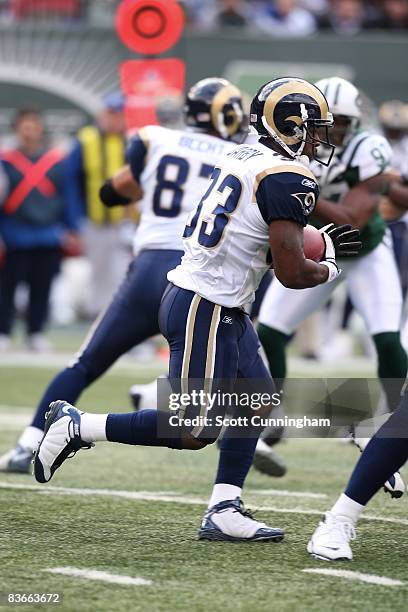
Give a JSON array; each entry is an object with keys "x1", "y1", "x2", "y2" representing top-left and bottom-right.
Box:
[{"x1": 99, "y1": 180, "x2": 132, "y2": 207}]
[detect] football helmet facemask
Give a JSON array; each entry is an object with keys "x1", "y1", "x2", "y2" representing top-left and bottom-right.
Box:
[
  {"x1": 184, "y1": 77, "x2": 247, "y2": 143},
  {"x1": 315, "y1": 77, "x2": 361, "y2": 151},
  {"x1": 250, "y1": 77, "x2": 334, "y2": 166}
]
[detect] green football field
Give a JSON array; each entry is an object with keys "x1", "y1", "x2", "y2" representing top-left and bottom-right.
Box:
[{"x1": 1, "y1": 361, "x2": 408, "y2": 612}]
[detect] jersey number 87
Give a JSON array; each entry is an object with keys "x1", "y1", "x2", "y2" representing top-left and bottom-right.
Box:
[{"x1": 153, "y1": 155, "x2": 215, "y2": 218}]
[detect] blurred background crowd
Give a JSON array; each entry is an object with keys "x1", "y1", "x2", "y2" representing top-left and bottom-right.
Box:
[{"x1": 0, "y1": 0, "x2": 407, "y2": 34}]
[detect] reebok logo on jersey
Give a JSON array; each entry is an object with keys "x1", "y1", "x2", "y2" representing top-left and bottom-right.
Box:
[
  {"x1": 222, "y1": 316, "x2": 233, "y2": 324},
  {"x1": 301, "y1": 178, "x2": 316, "y2": 189}
]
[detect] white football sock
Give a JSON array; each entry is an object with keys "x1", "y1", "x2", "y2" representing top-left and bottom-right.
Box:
[
  {"x1": 208, "y1": 483, "x2": 242, "y2": 509},
  {"x1": 18, "y1": 426, "x2": 44, "y2": 452},
  {"x1": 331, "y1": 493, "x2": 365, "y2": 525},
  {"x1": 80, "y1": 413, "x2": 108, "y2": 443}
]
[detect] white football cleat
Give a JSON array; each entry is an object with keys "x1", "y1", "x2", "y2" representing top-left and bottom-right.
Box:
[
  {"x1": 198, "y1": 498, "x2": 284, "y2": 542},
  {"x1": 34, "y1": 400, "x2": 93, "y2": 483},
  {"x1": 383, "y1": 471, "x2": 406, "y2": 498},
  {"x1": 252, "y1": 438, "x2": 287, "y2": 477},
  {"x1": 129, "y1": 375, "x2": 171, "y2": 411},
  {"x1": 0, "y1": 444, "x2": 33, "y2": 474},
  {"x1": 307, "y1": 511, "x2": 356, "y2": 561}
]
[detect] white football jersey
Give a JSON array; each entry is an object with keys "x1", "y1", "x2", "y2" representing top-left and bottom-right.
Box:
[
  {"x1": 168, "y1": 141, "x2": 318, "y2": 308},
  {"x1": 310, "y1": 130, "x2": 392, "y2": 255},
  {"x1": 390, "y1": 135, "x2": 408, "y2": 176},
  {"x1": 127, "y1": 125, "x2": 235, "y2": 253}
]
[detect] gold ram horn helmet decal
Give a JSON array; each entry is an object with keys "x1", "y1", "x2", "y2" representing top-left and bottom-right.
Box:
[
  {"x1": 263, "y1": 79, "x2": 329, "y2": 145},
  {"x1": 211, "y1": 83, "x2": 243, "y2": 137}
]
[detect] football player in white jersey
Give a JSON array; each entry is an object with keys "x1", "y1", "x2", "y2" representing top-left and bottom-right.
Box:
[
  {"x1": 33, "y1": 77, "x2": 360, "y2": 542},
  {"x1": 0, "y1": 77, "x2": 247, "y2": 474},
  {"x1": 256, "y1": 77, "x2": 408, "y2": 497}
]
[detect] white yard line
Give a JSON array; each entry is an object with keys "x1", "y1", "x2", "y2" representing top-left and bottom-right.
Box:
[
  {"x1": 1, "y1": 482, "x2": 408, "y2": 526},
  {"x1": 0, "y1": 352, "x2": 165, "y2": 375},
  {"x1": 249, "y1": 489, "x2": 327, "y2": 499},
  {"x1": 0, "y1": 409, "x2": 32, "y2": 428},
  {"x1": 0, "y1": 405, "x2": 32, "y2": 411},
  {"x1": 44, "y1": 567, "x2": 152, "y2": 586},
  {"x1": 302, "y1": 568, "x2": 404, "y2": 587}
]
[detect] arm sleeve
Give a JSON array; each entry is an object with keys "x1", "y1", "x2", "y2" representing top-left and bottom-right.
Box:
[
  {"x1": 62, "y1": 141, "x2": 86, "y2": 230},
  {"x1": 256, "y1": 171, "x2": 319, "y2": 227},
  {"x1": 126, "y1": 135, "x2": 148, "y2": 183}
]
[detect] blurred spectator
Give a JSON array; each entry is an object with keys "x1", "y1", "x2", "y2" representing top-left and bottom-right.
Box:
[
  {"x1": 317, "y1": 0, "x2": 366, "y2": 33},
  {"x1": 299, "y1": 0, "x2": 328, "y2": 16},
  {"x1": 0, "y1": 108, "x2": 81, "y2": 351},
  {"x1": 367, "y1": 0, "x2": 408, "y2": 29},
  {"x1": 379, "y1": 100, "x2": 408, "y2": 168},
  {"x1": 200, "y1": 0, "x2": 251, "y2": 29},
  {"x1": 65, "y1": 92, "x2": 133, "y2": 319},
  {"x1": 179, "y1": 0, "x2": 217, "y2": 26},
  {"x1": 11, "y1": 0, "x2": 82, "y2": 20},
  {"x1": 253, "y1": 0, "x2": 317, "y2": 37},
  {"x1": 155, "y1": 91, "x2": 184, "y2": 130}
]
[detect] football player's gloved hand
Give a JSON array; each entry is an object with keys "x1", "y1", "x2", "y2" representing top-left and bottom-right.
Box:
[
  {"x1": 317, "y1": 223, "x2": 361, "y2": 283},
  {"x1": 320, "y1": 223, "x2": 362, "y2": 258}
]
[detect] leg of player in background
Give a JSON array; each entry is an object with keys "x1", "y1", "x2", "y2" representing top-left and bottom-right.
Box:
[
  {"x1": 255, "y1": 275, "x2": 337, "y2": 473},
  {"x1": 308, "y1": 387, "x2": 408, "y2": 561},
  {"x1": 0, "y1": 250, "x2": 183, "y2": 473},
  {"x1": 345, "y1": 238, "x2": 408, "y2": 497},
  {"x1": 347, "y1": 237, "x2": 407, "y2": 413}
]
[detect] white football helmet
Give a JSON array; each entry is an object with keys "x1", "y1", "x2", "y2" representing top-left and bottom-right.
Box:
[{"x1": 314, "y1": 77, "x2": 361, "y2": 150}]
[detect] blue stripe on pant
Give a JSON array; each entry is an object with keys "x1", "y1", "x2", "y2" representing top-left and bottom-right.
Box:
[
  {"x1": 159, "y1": 284, "x2": 275, "y2": 488},
  {"x1": 31, "y1": 249, "x2": 183, "y2": 430}
]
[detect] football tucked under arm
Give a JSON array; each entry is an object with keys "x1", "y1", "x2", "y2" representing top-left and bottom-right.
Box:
[
  {"x1": 303, "y1": 224, "x2": 362, "y2": 262},
  {"x1": 303, "y1": 225, "x2": 325, "y2": 262}
]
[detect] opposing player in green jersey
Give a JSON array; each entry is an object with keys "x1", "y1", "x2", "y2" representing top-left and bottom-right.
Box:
[{"x1": 256, "y1": 77, "x2": 408, "y2": 496}]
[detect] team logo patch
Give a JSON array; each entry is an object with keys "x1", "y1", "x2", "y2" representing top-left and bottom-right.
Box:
[{"x1": 291, "y1": 191, "x2": 316, "y2": 216}]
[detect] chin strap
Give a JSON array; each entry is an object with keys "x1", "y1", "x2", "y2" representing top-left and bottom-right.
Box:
[{"x1": 261, "y1": 114, "x2": 306, "y2": 161}]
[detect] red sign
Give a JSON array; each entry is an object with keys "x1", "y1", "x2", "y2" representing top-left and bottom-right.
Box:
[
  {"x1": 116, "y1": 0, "x2": 184, "y2": 55},
  {"x1": 120, "y1": 58, "x2": 185, "y2": 129}
]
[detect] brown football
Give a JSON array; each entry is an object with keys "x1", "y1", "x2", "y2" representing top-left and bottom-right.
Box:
[{"x1": 303, "y1": 225, "x2": 325, "y2": 262}]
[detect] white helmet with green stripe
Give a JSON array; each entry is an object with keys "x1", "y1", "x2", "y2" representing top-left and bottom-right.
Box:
[{"x1": 314, "y1": 77, "x2": 361, "y2": 150}]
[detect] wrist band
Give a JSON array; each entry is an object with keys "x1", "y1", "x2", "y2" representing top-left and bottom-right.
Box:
[{"x1": 320, "y1": 260, "x2": 340, "y2": 282}]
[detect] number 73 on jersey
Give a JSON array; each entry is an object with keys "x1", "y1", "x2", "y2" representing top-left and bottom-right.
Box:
[{"x1": 183, "y1": 168, "x2": 242, "y2": 248}]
